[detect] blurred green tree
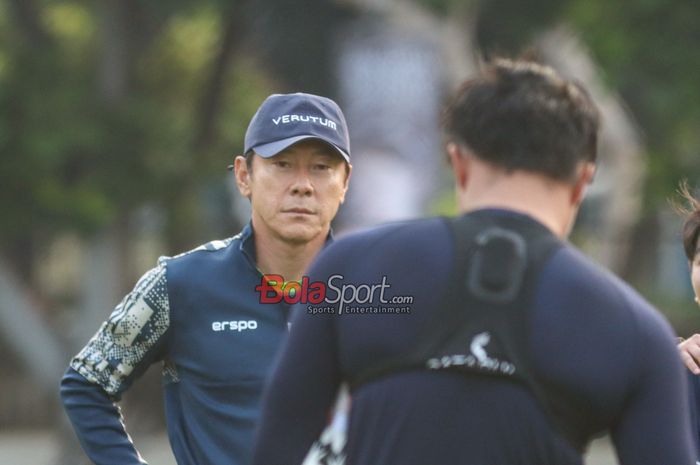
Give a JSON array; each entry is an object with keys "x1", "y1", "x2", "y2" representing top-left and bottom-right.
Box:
[
  {"x1": 567, "y1": 0, "x2": 700, "y2": 206},
  {"x1": 2, "y1": 0, "x2": 697, "y2": 294},
  {"x1": 423, "y1": 0, "x2": 700, "y2": 211},
  {"x1": 0, "y1": 0, "x2": 272, "y2": 281}
]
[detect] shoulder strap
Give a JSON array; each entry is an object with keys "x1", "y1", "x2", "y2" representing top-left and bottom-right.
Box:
[
  {"x1": 348, "y1": 212, "x2": 587, "y2": 451},
  {"x1": 348, "y1": 213, "x2": 554, "y2": 386}
]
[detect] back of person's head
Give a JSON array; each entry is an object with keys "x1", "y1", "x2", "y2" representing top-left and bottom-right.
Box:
[
  {"x1": 676, "y1": 181, "x2": 700, "y2": 261},
  {"x1": 444, "y1": 58, "x2": 600, "y2": 183}
]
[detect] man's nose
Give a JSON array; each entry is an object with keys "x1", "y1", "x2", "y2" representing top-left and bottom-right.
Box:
[{"x1": 290, "y1": 169, "x2": 314, "y2": 196}]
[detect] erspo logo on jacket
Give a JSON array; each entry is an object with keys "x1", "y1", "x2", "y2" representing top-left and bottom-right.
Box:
[{"x1": 211, "y1": 320, "x2": 258, "y2": 332}]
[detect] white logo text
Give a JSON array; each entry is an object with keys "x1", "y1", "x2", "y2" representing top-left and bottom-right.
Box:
[
  {"x1": 212, "y1": 320, "x2": 258, "y2": 332},
  {"x1": 272, "y1": 114, "x2": 337, "y2": 130}
]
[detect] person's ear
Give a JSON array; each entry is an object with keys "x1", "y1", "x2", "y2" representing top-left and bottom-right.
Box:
[
  {"x1": 339, "y1": 163, "x2": 352, "y2": 204},
  {"x1": 447, "y1": 143, "x2": 470, "y2": 190},
  {"x1": 234, "y1": 155, "x2": 252, "y2": 198},
  {"x1": 571, "y1": 162, "x2": 596, "y2": 206}
]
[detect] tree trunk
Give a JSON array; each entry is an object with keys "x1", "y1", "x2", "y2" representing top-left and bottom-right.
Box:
[
  {"x1": 167, "y1": 2, "x2": 251, "y2": 251},
  {"x1": 7, "y1": 0, "x2": 52, "y2": 48}
]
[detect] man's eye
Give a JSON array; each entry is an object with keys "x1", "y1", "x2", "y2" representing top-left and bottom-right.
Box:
[
  {"x1": 274, "y1": 161, "x2": 290, "y2": 168},
  {"x1": 313, "y1": 164, "x2": 330, "y2": 171}
]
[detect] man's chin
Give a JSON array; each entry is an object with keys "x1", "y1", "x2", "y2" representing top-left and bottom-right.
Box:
[{"x1": 277, "y1": 224, "x2": 323, "y2": 245}]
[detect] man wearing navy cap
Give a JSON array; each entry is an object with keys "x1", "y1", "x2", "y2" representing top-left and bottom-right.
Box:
[{"x1": 60, "y1": 93, "x2": 352, "y2": 465}]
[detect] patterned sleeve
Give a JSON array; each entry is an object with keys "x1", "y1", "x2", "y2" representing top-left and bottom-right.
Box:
[{"x1": 70, "y1": 262, "x2": 171, "y2": 398}]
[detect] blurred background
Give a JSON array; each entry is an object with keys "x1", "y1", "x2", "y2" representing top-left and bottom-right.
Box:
[{"x1": 1, "y1": 0, "x2": 699, "y2": 464}]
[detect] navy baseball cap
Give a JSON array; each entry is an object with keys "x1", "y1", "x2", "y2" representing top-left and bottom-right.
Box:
[{"x1": 243, "y1": 93, "x2": 350, "y2": 162}]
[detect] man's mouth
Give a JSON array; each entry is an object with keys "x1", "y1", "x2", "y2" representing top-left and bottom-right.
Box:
[{"x1": 283, "y1": 208, "x2": 315, "y2": 215}]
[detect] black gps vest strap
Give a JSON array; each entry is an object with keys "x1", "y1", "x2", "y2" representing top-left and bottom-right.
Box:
[{"x1": 347, "y1": 212, "x2": 587, "y2": 452}]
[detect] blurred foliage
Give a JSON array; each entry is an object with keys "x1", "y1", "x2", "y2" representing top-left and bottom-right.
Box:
[
  {"x1": 0, "y1": 0, "x2": 272, "y2": 257},
  {"x1": 419, "y1": 0, "x2": 477, "y2": 16},
  {"x1": 424, "y1": 0, "x2": 700, "y2": 211},
  {"x1": 2, "y1": 0, "x2": 699, "y2": 277},
  {"x1": 567, "y1": 0, "x2": 700, "y2": 208},
  {"x1": 420, "y1": 0, "x2": 700, "y2": 310},
  {"x1": 247, "y1": 0, "x2": 358, "y2": 96},
  {"x1": 475, "y1": 0, "x2": 572, "y2": 53}
]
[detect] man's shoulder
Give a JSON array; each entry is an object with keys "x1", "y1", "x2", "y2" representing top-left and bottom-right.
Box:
[
  {"x1": 158, "y1": 235, "x2": 241, "y2": 268},
  {"x1": 540, "y1": 244, "x2": 673, "y2": 341},
  {"x1": 308, "y1": 217, "x2": 454, "y2": 284},
  {"x1": 545, "y1": 245, "x2": 648, "y2": 307},
  {"x1": 330, "y1": 217, "x2": 450, "y2": 254}
]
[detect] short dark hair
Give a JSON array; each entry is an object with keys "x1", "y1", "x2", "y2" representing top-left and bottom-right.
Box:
[
  {"x1": 245, "y1": 150, "x2": 255, "y2": 173},
  {"x1": 245, "y1": 141, "x2": 350, "y2": 176},
  {"x1": 443, "y1": 58, "x2": 600, "y2": 182},
  {"x1": 676, "y1": 180, "x2": 700, "y2": 261}
]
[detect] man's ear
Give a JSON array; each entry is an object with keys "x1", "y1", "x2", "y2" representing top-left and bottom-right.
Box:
[
  {"x1": 571, "y1": 162, "x2": 596, "y2": 206},
  {"x1": 339, "y1": 163, "x2": 352, "y2": 204},
  {"x1": 447, "y1": 142, "x2": 470, "y2": 190},
  {"x1": 234, "y1": 155, "x2": 252, "y2": 198}
]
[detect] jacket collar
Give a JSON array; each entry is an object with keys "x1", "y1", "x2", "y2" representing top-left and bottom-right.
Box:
[{"x1": 239, "y1": 221, "x2": 334, "y2": 270}]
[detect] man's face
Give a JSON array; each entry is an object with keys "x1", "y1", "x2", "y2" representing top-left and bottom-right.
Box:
[{"x1": 235, "y1": 139, "x2": 350, "y2": 244}]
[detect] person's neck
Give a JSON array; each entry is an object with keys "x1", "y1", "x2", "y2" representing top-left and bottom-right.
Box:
[
  {"x1": 457, "y1": 171, "x2": 575, "y2": 238},
  {"x1": 252, "y1": 225, "x2": 328, "y2": 282}
]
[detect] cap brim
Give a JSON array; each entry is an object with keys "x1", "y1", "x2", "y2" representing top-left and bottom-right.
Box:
[{"x1": 252, "y1": 135, "x2": 350, "y2": 162}]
